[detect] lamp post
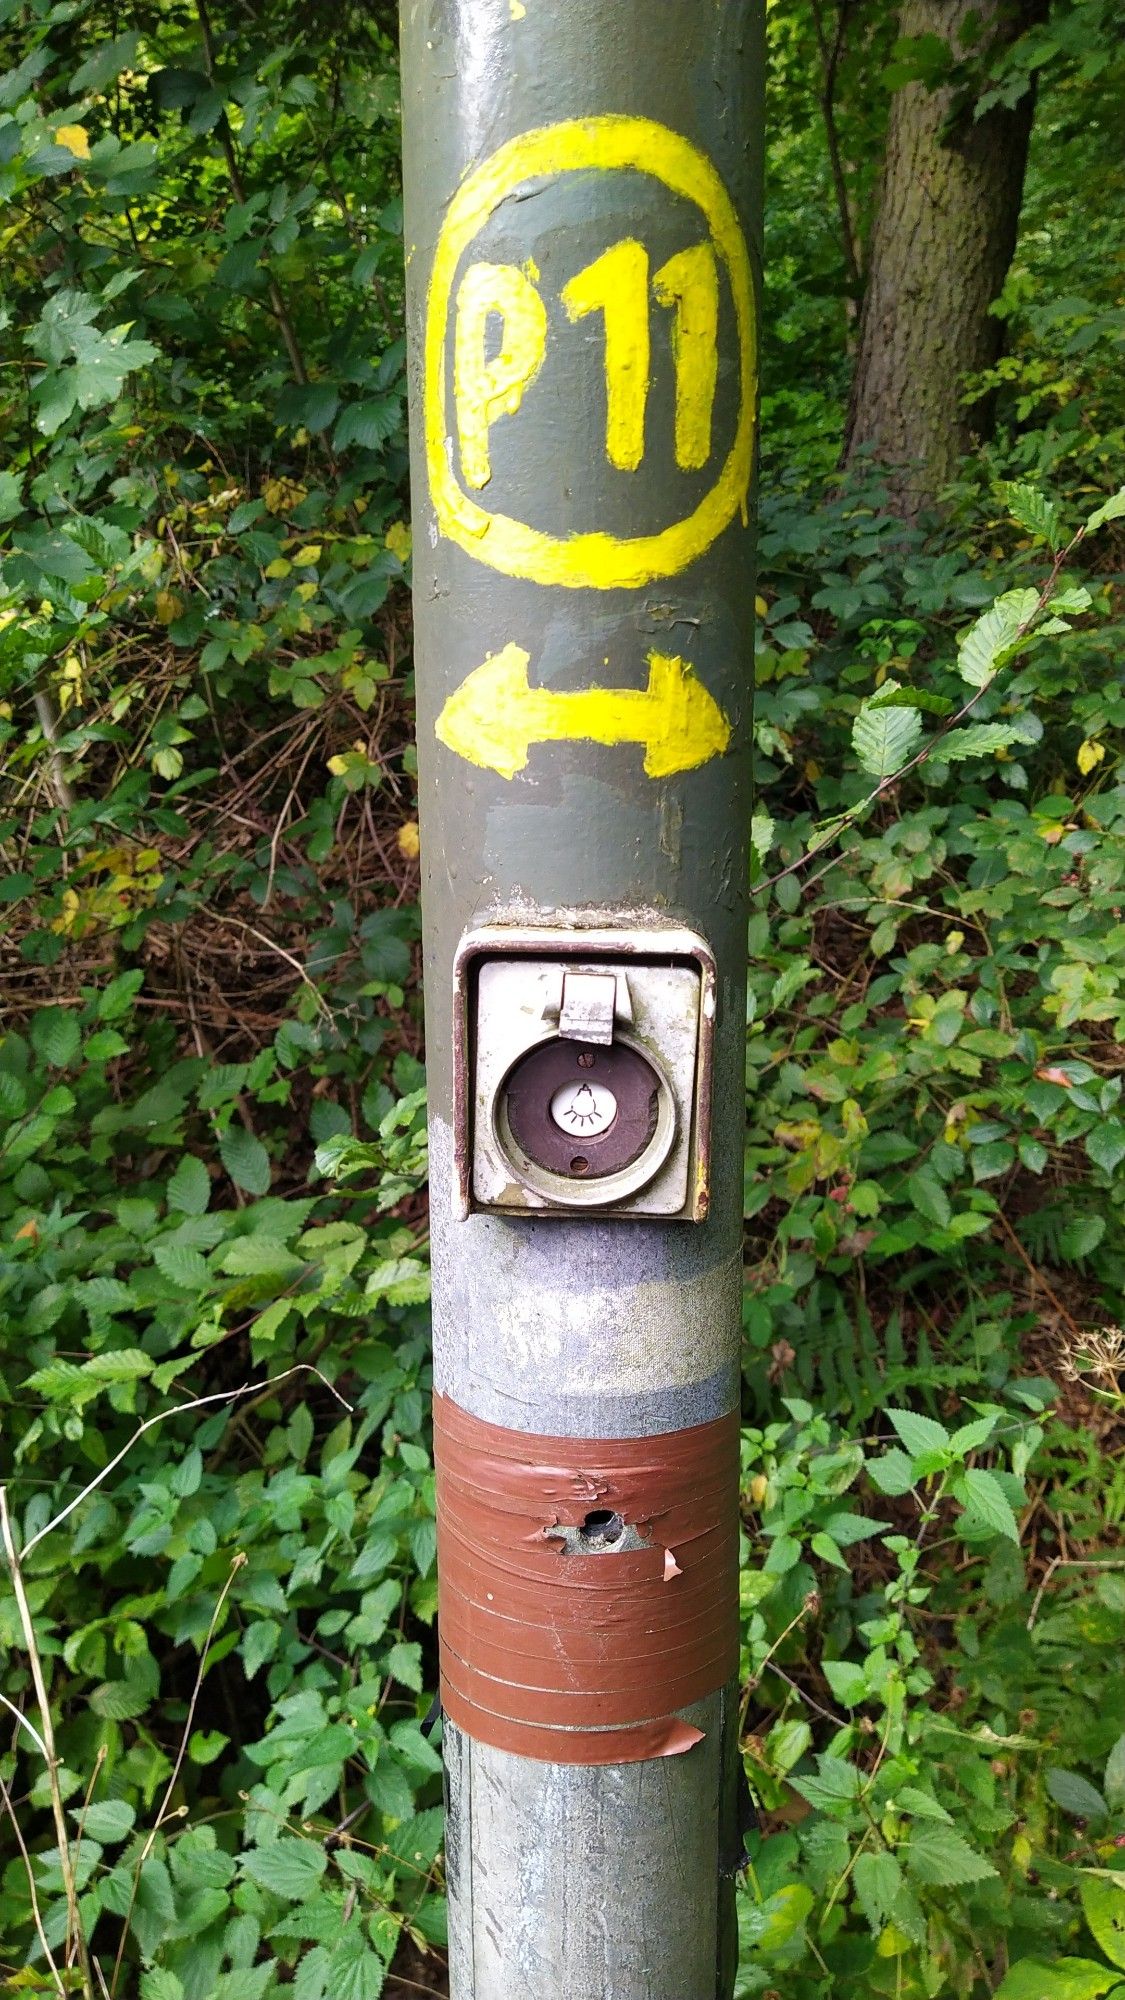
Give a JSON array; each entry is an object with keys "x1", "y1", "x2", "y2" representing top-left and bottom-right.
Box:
[{"x1": 401, "y1": 5, "x2": 764, "y2": 1992}]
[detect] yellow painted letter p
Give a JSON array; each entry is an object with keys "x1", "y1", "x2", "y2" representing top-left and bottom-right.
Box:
[{"x1": 454, "y1": 262, "x2": 547, "y2": 490}]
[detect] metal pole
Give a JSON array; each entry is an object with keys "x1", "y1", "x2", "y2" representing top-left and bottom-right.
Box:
[{"x1": 400, "y1": 6, "x2": 764, "y2": 1996}]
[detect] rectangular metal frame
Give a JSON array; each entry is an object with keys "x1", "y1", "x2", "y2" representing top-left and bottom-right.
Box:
[{"x1": 451, "y1": 920, "x2": 718, "y2": 1223}]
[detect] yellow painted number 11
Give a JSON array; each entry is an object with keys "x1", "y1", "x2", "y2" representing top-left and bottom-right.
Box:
[{"x1": 454, "y1": 239, "x2": 721, "y2": 489}]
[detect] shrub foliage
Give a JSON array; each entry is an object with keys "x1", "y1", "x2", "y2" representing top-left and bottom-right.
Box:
[{"x1": 0, "y1": 3, "x2": 1123, "y2": 1996}]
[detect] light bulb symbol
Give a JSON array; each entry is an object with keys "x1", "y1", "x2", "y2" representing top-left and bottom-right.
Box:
[
  {"x1": 549, "y1": 1077, "x2": 618, "y2": 1138},
  {"x1": 565, "y1": 1084, "x2": 600, "y2": 1129}
]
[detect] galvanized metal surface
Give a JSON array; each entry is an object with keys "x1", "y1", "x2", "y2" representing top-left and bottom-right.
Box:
[
  {"x1": 444, "y1": 1693, "x2": 733, "y2": 2000},
  {"x1": 401, "y1": 0, "x2": 763, "y2": 1991}
]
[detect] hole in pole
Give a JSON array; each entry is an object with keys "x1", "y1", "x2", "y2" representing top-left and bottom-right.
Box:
[
  {"x1": 570, "y1": 1155, "x2": 590, "y2": 1175},
  {"x1": 579, "y1": 1508, "x2": 625, "y2": 1549}
]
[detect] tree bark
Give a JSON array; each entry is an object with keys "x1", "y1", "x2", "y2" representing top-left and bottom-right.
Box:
[{"x1": 844, "y1": 0, "x2": 1042, "y2": 514}]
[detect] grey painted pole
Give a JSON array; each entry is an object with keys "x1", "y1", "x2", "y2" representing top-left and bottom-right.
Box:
[{"x1": 400, "y1": 5, "x2": 764, "y2": 1996}]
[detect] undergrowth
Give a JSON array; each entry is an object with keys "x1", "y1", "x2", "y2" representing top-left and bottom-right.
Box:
[{"x1": 0, "y1": 3, "x2": 1123, "y2": 1997}]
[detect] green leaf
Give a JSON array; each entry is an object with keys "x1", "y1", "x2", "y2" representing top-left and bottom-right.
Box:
[
  {"x1": 866, "y1": 686, "x2": 954, "y2": 716},
  {"x1": 90, "y1": 1674, "x2": 155, "y2": 1722},
  {"x1": 1003, "y1": 482, "x2": 1063, "y2": 546},
  {"x1": 766, "y1": 1720, "x2": 812, "y2": 1774},
  {"x1": 822, "y1": 1659, "x2": 867, "y2": 1706},
  {"x1": 242, "y1": 1622, "x2": 280, "y2": 1679},
  {"x1": 810, "y1": 1531, "x2": 848, "y2": 1569},
  {"x1": 996, "y1": 1961, "x2": 1125, "y2": 2000},
  {"x1": 742, "y1": 1884, "x2": 815, "y2": 1953},
  {"x1": 334, "y1": 396, "x2": 401, "y2": 452},
  {"x1": 73, "y1": 1799, "x2": 136, "y2": 1843},
  {"x1": 852, "y1": 680, "x2": 924, "y2": 779},
  {"x1": 853, "y1": 1849, "x2": 905, "y2": 1932},
  {"x1": 949, "y1": 1414, "x2": 1001, "y2": 1456},
  {"x1": 895, "y1": 1787, "x2": 952, "y2": 1822},
  {"x1": 954, "y1": 1467, "x2": 1020, "y2": 1542},
  {"x1": 71, "y1": 31, "x2": 140, "y2": 92},
  {"x1": 1105, "y1": 1735, "x2": 1125, "y2": 1811},
  {"x1": 170, "y1": 1446, "x2": 203, "y2": 1497},
  {"x1": 1086, "y1": 1124, "x2": 1125, "y2": 1176},
  {"x1": 385, "y1": 1639, "x2": 424, "y2": 1692},
  {"x1": 1081, "y1": 1878, "x2": 1125, "y2": 1972},
  {"x1": 293, "y1": 1949, "x2": 331, "y2": 2000},
  {"x1": 1060, "y1": 1215, "x2": 1106, "y2": 1262},
  {"x1": 820, "y1": 1511, "x2": 891, "y2": 1547},
  {"x1": 1085, "y1": 487, "x2": 1125, "y2": 536},
  {"x1": 905, "y1": 1823, "x2": 997, "y2": 1886},
  {"x1": 885, "y1": 1409, "x2": 950, "y2": 1458},
  {"x1": 153, "y1": 1241, "x2": 212, "y2": 1291},
  {"x1": 868, "y1": 1449, "x2": 917, "y2": 1497},
  {"x1": 933, "y1": 723, "x2": 1022, "y2": 763},
  {"x1": 167, "y1": 1154, "x2": 212, "y2": 1215},
  {"x1": 0, "y1": 469, "x2": 22, "y2": 522},
  {"x1": 218, "y1": 1236, "x2": 305, "y2": 1280},
  {"x1": 98, "y1": 970, "x2": 144, "y2": 1019},
  {"x1": 219, "y1": 1126, "x2": 272, "y2": 1196},
  {"x1": 364, "y1": 1256, "x2": 431, "y2": 1305},
  {"x1": 322, "y1": 1927, "x2": 389, "y2": 2000},
  {"x1": 750, "y1": 811, "x2": 775, "y2": 865},
  {"x1": 790, "y1": 1754, "x2": 860, "y2": 1811},
  {"x1": 241, "y1": 1837, "x2": 328, "y2": 1900},
  {"x1": 30, "y1": 1007, "x2": 81, "y2": 1068},
  {"x1": 1047, "y1": 1768, "x2": 1109, "y2": 1822},
  {"x1": 957, "y1": 589, "x2": 1040, "y2": 688},
  {"x1": 214, "y1": 1972, "x2": 274, "y2": 2000},
  {"x1": 905, "y1": 1167, "x2": 951, "y2": 1229},
  {"x1": 141, "y1": 1972, "x2": 185, "y2": 2000}
]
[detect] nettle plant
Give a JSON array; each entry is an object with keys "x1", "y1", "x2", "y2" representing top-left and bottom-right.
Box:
[
  {"x1": 733, "y1": 1392, "x2": 1059, "y2": 1997},
  {"x1": 0, "y1": 974, "x2": 441, "y2": 1997}
]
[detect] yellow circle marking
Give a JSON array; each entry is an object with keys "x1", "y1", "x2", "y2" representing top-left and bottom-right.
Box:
[{"x1": 423, "y1": 115, "x2": 757, "y2": 591}]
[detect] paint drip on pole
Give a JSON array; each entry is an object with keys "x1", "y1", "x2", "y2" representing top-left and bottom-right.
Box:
[{"x1": 400, "y1": 4, "x2": 764, "y2": 1993}]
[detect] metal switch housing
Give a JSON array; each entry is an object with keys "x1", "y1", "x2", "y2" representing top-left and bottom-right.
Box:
[{"x1": 452, "y1": 925, "x2": 716, "y2": 1222}]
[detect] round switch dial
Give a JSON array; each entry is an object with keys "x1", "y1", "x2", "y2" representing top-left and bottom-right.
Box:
[
  {"x1": 495, "y1": 1036, "x2": 677, "y2": 1208},
  {"x1": 550, "y1": 1079, "x2": 618, "y2": 1136}
]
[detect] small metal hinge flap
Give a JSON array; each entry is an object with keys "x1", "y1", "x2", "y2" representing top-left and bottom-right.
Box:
[{"x1": 558, "y1": 970, "x2": 619, "y2": 1045}]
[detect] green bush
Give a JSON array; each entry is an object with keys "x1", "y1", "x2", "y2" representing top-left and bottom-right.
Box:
[{"x1": 1, "y1": 2, "x2": 1123, "y2": 1995}]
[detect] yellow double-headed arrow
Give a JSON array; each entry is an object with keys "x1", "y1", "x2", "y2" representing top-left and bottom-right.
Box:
[{"x1": 436, "y1": 643, "x2": 730, "y2": 780}]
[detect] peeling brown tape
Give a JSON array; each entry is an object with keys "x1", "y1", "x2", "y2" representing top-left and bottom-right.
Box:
[{"x1": 433, "y1": 1393, "x2": 740, "y2": 1765}]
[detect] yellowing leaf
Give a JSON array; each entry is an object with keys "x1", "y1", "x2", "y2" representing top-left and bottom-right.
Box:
[
  {"x1": 1078, "y1": 739, "x2": 1106, "y2": 775},
  {"x1": 327, "y1": 755, "x2": 349, "y2": 777},
  {"x1": 262, "y1": 477, "x2": 307, "y2": 516},
  {"x1": 385, "y1": 521, "x2": 412, "y2": 563},
  {"x1": 154, "y1": 590, "x2": 182, "y2": 624},
  {"x1": 264, "y1": 558, "x2": 291, "y2": 579},
  {"x1": 55, "y1": 124, "x2": 90, "y2": 159},
  {"x1": 397, "y1": 820, "x2": 421, "y2": 860},
  {"x1": 52, "y1": 889, "x2": 81, "y2": 935},
  {"x1": 291, "y1": 544, "x2": 322, "y2": 567},
  {"x1": 755, "y1": 595, "x2": 768, "y2": 618}
]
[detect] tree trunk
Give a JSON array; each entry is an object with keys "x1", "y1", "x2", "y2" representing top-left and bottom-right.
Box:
[{"x1": 844, "y1": 0, "x2": 1041, "y2": 514}]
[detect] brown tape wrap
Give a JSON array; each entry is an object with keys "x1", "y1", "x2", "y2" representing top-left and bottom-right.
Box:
[{"x1": 433, "y1": 1393, "x2": 740, "y2": 1765}]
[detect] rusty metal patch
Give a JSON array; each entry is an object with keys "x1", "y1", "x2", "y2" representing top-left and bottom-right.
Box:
[{"x1": 434, "y1": 1394, "x2": 740, "y2": 1764}]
